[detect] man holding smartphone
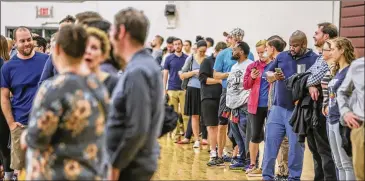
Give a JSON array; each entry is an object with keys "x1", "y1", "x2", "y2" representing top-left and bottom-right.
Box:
[{"x1": 262, "y1": 30, "x2": 318, "y2": 181}]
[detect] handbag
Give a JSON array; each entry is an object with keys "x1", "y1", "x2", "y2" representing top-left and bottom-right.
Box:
[{"x1": 181, "y1": 56, "x2": 194, "y2": 90}]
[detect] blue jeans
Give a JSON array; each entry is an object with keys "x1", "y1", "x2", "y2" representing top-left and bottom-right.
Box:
[
  {"x1": 262, "y1": 105, "x2": 305, "y2": 181},
  {"x1": 229, "y1": 110, "x2": 247, "y2": 163}
]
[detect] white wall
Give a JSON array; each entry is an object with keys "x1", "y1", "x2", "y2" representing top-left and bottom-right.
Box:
[{"x1": 1, "y1": 1, "x2": 340, "y2": 58}]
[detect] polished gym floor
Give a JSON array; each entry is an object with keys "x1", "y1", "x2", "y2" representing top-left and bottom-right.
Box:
[{"x1": 153, "y1": 136, "x2": 314, "y2": 180}]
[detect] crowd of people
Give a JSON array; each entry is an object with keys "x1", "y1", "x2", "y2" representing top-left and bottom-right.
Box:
[{"x1": 0, "y1": 6, "x2": 364, "y2": 181}]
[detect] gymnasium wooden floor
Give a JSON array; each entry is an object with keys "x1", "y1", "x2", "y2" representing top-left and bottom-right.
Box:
[{"x1": 152, "y1": 136, "x2": 314, "y2": 180}]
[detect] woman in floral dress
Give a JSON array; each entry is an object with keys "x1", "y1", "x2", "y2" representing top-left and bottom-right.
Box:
[{"x1": 22, "y1": 24, "x2": 109, "y2": 180}]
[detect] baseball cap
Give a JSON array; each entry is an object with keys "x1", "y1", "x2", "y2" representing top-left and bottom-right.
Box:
[{"x1": 230, "y1": 28, "x2": 245, "y2": 40}]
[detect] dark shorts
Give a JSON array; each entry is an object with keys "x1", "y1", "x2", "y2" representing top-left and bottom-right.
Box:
[
  {"x1": 249, "y1": 107, "x2": 268, "y2": 143},
  {"x1": 201, "y1": 98, "x2": 220, "y2": 126},
  {"x1": 218, "y1": 89, "x2": 229, "y2": 125}
]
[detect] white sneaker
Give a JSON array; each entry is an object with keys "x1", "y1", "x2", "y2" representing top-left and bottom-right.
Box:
[{"x1": 193, "y1": 140, "x2": 200, "y2": 148}]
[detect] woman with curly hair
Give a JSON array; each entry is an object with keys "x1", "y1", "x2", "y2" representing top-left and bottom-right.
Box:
[{"x1": 327, "y1": 37, "x2": 357, "y2": 181}]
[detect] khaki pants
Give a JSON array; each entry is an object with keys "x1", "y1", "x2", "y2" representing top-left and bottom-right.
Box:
[
  {"x1": 167, "y1": 90, "x2": 189, "y2": 140},
  {"x1": 10, "y1": 126, "x2": 26, "y2": 170},
  {"x1": 351, "y1": 124, "x2": 364, "y2": 180},
  {"x1": 277, "y1": 136, "x2": 289, "y2": 176}
]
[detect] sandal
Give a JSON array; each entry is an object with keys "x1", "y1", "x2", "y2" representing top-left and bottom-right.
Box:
[{"x1": 177, "y1": 139, "x2": 190, "y2": 144}]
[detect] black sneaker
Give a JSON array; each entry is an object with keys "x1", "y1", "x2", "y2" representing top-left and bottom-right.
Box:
[
  {"x1": 207, "y1": 157, "x2": 217, "y2": 166},
  {"x1": 215, "y1": 157, "x2": 225, "y2": 166}
]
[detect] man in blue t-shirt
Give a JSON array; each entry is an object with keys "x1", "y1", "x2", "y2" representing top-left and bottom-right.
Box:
[
  {"x1": 163, "y1": 37, "x2": 188, "y2": 142},
  {"x1": 212, "y1": 28, "x2": 254, "y2": 165},
  {"x1": 262, "y1": 31, "x2": 318, "y2": 181},
  {"x1": 0, "y1": 26, "x2": 48, "y2": 171}
]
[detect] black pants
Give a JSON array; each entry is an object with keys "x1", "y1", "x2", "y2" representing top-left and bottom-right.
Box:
[
  {"x1": 0, "y1": 113, "x2": 12, "y2": 172},
  {"x1": 307, "y1": 120, "x2": 337, "y2": 181}
]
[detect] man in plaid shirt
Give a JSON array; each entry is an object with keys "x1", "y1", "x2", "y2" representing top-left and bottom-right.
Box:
[{"x1": 305, "y1": 22, "x2": 338, "y2": 181}]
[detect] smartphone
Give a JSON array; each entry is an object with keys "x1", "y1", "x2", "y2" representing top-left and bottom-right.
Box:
[{"x1": 275, "y1": 68, "x2": 283, "y2": 73}]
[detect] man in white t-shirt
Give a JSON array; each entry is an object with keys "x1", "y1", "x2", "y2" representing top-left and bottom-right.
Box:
[{"x1": 222, "y1": 41, "x2": 254, "y2": 170}]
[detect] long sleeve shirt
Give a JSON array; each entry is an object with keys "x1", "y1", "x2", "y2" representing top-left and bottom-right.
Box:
[
  {"x1": 106, "y1": 49, "x2": 164, "y2": 174},
  {"x1": 337, "y1": 57, "x2": 365, "y2": 122},
  {"x1": 306, "y1": 54, "x2": 329, "y2": 87}
]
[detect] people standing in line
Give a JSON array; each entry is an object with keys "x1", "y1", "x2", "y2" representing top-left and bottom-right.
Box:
[
  {"x1": 0, "y1": 35, "x2": 13, "y2": 181},
  {"x1": 199, "y1": 42, "x2": 227, "y2": 165},
  {"x1": 84, "y1": 27, "x2": 118, "y2": 95},
  {"x1": 304, "y1": 22, "x2": 338, "y2": 181},
  {"x1": 22, "y1": 24, "x2": 108, "y2": 180},
  {"x1": 106, "y1": 7, "x2": 164, "y2": 181},
  {"x1": 263, "y1": 30, "x2": 318, "y2": 181},
  {"x1": 326, "y1": 37, "x2": 357, "y2": 180},
  {"x1": 223, "y1": 41, "x2": 253, "y2": 170},
  {"x1": 163, "y1": 38, "x2": 189, "y2": 142},
  {"x1": 0, "y1": 26, "x2": 48, "y2": 174},
  {"x1": 180, "y1": 40, "x2": 207, "y2": 148},
  {"x1": 337, "y1": 56, "x2": 364, "y2": 181},
  {"x1": 183, "y1": 40, "x2": 192, "y2": 56}
]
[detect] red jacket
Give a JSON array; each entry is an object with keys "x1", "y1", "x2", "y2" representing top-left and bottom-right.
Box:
[{"x1": 243, "y1": 60, "x2": 268, "y2": 114}]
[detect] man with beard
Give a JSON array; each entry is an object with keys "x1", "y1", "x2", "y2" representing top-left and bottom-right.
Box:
[
  {"x1": 304, "y1": 22, "x2": 338, "y2": 181},
  {"x1": 224, "y1": 41, "x2": 253, "y2": 170},
  {"x1": 160, "y1": 36, "x2": 175, "y2": 67},
  {"x1": 0, "y1": 26, "x2": 48, "y2": 173},
  {"x1": 163, "y1": 38, "x2": 188, "y2": 142},
  {"x1": 263, "y1": 30, "x2": 318, "y2": 181},
  {"x1": 151, "y1": 35, "x2": 164, "y2": 66},
  {"x1": 106, "y1": 7, "x2": 164, "y2": 181}
]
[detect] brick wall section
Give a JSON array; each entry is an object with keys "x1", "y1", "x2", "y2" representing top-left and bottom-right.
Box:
[{"x1": 340, "y1": 1, "x2": 365, "y2": 57}]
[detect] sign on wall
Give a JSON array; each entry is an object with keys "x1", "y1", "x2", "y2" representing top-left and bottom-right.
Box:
[{"x1": 36, "y1": 6, "x2": 53, "y2": 18}]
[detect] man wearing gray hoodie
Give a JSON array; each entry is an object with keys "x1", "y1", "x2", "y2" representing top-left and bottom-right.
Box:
[{"x1": 337, "y1": 57, "x2": 364, "y2": 181}]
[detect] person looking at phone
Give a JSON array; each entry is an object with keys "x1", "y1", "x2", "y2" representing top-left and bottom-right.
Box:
[
  {"x1": 262, "y1": 30, "x2": 318, "y2": 181},
  {"x1": 243, "y1": 37, "x2": 286, "y2": 176},
  {"x1": 179, "y1": 40, "x2": 207, "y2": 148}
]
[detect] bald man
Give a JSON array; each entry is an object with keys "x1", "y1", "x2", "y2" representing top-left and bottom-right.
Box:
[{"x1": 261, "y1": 30, "x2": 318, "y2": 181}]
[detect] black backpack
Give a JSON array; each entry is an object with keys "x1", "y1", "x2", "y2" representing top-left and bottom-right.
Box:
[{"x1": 159, "y1": 94, "x2": 178, "y2": 137}]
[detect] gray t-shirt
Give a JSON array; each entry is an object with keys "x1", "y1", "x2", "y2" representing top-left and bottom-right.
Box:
[
  {"x1": 226, "y1": 59, "x2": 253, "y2": 109},
  {"x1": 188, "y1": 57, "x2": 201, "y2": 88}
]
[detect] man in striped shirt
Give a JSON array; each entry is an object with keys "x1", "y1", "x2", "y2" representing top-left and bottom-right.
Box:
[{"x1": 305, "y1": 22, "x2": 338, "y2": 181}]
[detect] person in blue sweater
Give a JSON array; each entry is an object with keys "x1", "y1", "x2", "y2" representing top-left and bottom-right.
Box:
[{"x1": 261, "y1": 30, "x2": 318, "y2": 181}]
